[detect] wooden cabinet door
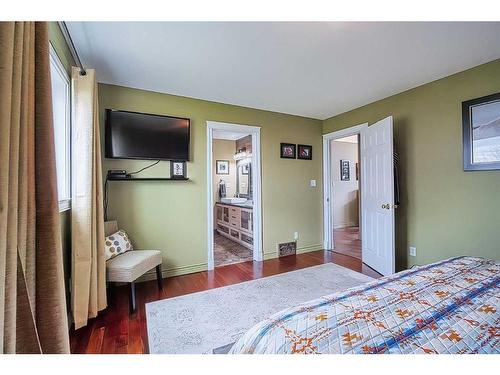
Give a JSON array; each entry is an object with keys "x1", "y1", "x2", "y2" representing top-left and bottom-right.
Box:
[
  {"x1": 240, "y1": 209, "x2": 253, "y2": 233},
  {"x1": 216, "y1": 205, "x2": 223, "y2": 221},
  {"x1": 230, "y1": 229, "x2": 240, "y2": 240}
]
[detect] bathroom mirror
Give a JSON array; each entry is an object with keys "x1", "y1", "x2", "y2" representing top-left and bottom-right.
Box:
[{"x1": 236, "y1": 160, "x2": 252, "y2": 198}]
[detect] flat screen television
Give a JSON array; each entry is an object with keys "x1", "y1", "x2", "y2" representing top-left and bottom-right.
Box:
[{"x1": 105, "y1": 109, "x2": 190, "y2": 161}]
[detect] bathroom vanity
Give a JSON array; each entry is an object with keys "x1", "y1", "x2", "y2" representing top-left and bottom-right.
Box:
[{"x1": 215, "y1": 202, "x2": 253, "y2": 249}]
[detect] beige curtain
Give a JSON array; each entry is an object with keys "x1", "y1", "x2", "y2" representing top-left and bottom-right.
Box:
[
  {"x1": 71, "y1": 67, "x2": 107, "y2": 329},
  {"x1": 0, "y1": 22, "x2": 70, "y2": 353}
]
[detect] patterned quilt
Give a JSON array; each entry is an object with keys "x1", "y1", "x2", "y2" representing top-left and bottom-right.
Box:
[{"x1": 229, "y1": 257, "x2": 499, "y2": 354}]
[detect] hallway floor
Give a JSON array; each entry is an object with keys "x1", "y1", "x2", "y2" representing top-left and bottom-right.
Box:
[
  {"x1": 333, "y1": 226, "x2": 361, "y2": 259},
  {"x1": 214, "y1": 233, "x2": 253, "y2": 267}
]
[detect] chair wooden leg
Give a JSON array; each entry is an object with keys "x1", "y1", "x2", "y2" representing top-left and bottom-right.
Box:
[
  {"x1": 156, "y1": 264, "x2": 163, "y2": 291},
  {"x1": 129, "y1": 281, "x2": 136, "y2": 313}
]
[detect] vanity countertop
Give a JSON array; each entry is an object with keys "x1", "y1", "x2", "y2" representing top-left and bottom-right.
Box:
[{"x1": 216, "y1": 201, "x2": 253, "y2": 209}]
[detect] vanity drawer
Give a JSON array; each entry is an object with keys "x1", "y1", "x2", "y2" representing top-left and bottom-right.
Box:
[
  {"x1": 229, "y1": 211, "x2": 240, "y2": 225},
  {"x1": 230, "y1": 229, "x2": 240, "y2": 240},
  {"x1": 217, "y1": 224, "x2": 229, "y2": 234},
  {"x1": 241, "y1": 233, "x2": 253, "y2": 245}
]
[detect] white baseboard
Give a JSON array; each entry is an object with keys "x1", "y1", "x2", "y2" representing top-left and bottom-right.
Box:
[
  {"x1": 137, "y1": 262, "x2": 208, "y2": 282},
  {"x1": 263, "y1": 242, "x2": 324, "y2": 260},
  {"x1": 296, "y1": 243, "x2": 323, "y2": 254},
  {"x1": 263, "y1": 251, "x2": 277, "y2": 260},
  {"x1": 135, "y1": 243, "x2": 324, "y2": 283}
]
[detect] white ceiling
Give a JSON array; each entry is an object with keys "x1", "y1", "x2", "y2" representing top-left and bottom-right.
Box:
[{"x1": 67, "y1": 22, "x2": 500, "y2": 120}]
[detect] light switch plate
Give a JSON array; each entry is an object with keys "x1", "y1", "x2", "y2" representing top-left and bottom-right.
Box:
[
  {"x1": 310, "y1": 179, "x2": 316, "y2": 187},
  {"x1": 409, "y1": 246, "x2": 417, "y2": 257}
]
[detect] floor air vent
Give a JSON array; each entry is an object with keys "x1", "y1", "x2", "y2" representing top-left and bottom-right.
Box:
[{"x1": 279, "y1": 241, "x2": 296, "y2": 257}]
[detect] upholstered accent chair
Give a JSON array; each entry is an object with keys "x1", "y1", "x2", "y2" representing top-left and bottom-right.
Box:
[{"x1": 105, "y1": 221, "x2": 163, "y2": 313}]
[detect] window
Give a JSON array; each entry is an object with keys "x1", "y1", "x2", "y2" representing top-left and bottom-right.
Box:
[{"x1": 49, "y1": 44, "x2": 71, "y2": 212}]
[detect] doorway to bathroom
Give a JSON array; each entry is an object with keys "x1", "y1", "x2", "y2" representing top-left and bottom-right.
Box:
[{"x1": 206, "y1": 121, "x2": 262, "y2": 270}]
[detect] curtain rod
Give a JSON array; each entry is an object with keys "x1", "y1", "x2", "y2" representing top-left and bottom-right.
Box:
[{"x1": 57, "y1": 21, "x2": 86, "y2": 76}]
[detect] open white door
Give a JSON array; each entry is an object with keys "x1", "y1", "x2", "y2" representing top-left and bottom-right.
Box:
[{"x1": 361, "y1": 116, "x2": 395, "y2": 276}]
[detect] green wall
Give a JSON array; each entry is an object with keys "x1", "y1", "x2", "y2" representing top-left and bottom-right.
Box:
[
  {"x1": 100, "y1": 84, "x2": 323, "y2": 277},
  {"x1": 49, "y1": 21, "x2": 500, "y2": 278},
  {"x1": 323, "y1": 59, "x2": 500, "y2": 270}
]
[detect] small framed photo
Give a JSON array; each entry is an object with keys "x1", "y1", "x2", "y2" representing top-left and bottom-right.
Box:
[
  {"x1": 241, "y1": 163, "x2": 249, "y2": 175},
  {"x1": 297, "y1": 144, "x2": 312, "y2": 160},
  {"x1": 216, "y1": 160, "x2": 230, "y2": 174},
  {"x1": 340, "y1": 160, "x2": 350, "y2": 181},
  {"x1": 462, "y1": 92, "x2": 500, "y2": 171},
  {"x1": 280, "y1": 143, "x2": 296, "y2": 159},
  {"x1": 170, "y1": 161, "x2": 186, "y2": 179}
]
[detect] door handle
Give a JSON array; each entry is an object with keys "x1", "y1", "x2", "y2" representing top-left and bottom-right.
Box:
[{"x1": 381, "y1": 203, "x2": 390, "y2": 209}]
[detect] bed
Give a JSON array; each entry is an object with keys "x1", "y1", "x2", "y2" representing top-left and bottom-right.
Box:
[{"x1": 229, "y1": 256, "x2": 499, "y2": 354}]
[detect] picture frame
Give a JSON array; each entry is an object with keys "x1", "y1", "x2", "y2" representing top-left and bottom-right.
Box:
[
  {"x1": 170, "y1": 161, "x2": 186, "y2": 179},
  {"x1": 340, "y1": 159, "x2": 350, "y2": 181},
  {"x1": 216, "y1": 160, "x2": 230, "y2": 174},
  {"x1": 462, "y1": 92, "x2": 500, "y2": 171},
  {"x1": 297, "y1": 144, "x2": 312, "y2": 160},
  {"x1": 241, "y1": 163, "x2": 249, "y2": 175},
  {"x1": 280, "y1": 143, "x2": 296, "y2": 159}
]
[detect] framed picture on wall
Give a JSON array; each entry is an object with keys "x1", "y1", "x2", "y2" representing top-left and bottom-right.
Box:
[
  {"x1": 280, "y1": 143, "x2": 296, "y2": 159},
  {"x1": 216, "y1": 160, "x2": 230, "y2": 174},
  {"x1": 297, "y1": 144, "x2": 312, "y2": 160},
  {"x1": 462, "y1": 92, "x2": 500, "y2": 171},
  {"x1": 170, "y1": 161, "x2": 186, "y2": 179},
  {"x1": 241, "y1": 163, "x2": 249, "y2": 175},
  {"x1": 340, "y1": 160, "x2": 350, "y2": 181}
]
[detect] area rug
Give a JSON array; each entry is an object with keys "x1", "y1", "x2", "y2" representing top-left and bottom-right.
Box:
[{"x1": 146, "y1": 263, "x2": 373, "y2": 354}]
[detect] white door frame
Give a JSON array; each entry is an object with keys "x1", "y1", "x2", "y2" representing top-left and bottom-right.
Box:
[
  {"x1": 206, "y1": 121, "x2": 263, "y2": 270},
  {"x1": 322, "y1": 123, "x2": 368, "y2": 250}
]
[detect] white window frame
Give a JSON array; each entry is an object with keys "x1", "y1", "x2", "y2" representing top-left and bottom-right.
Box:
[{"x1": 49, "y1": 43, "x2": 72, "y2": 212}]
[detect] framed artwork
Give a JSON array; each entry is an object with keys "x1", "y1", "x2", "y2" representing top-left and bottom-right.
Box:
[
  {"x1": 280, "y1": 143, "x2": 296, "y2": 159},
  {"x1": 297, "y1": 144, "x2": 312, "y2": 160},
  {"x1": 170, "y1": 161, "x2": 186, "y2": 179},
  {"x1": 216, "y1": 160, "x2": 230, "y2": 174},
  {"x1": 340, "y1": 160, "x2": 350, "y2": 181},
  {"x1": 462, "y1": 92, "x2": 500, "y2": 171},
  {"x1": 241, "y1": 163, "x2": 249, "y2": 175}
]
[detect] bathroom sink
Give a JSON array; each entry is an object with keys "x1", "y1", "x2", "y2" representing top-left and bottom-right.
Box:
[{"x1": 221, "y1": 197, "x2": 247, "y2": 204}]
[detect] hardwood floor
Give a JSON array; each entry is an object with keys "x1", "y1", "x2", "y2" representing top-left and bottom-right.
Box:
[
  {"x1": 333, "y1": 226, "x2": 361, "y2": 259},
  {"x1": 69, "y1": 250, "x2": 380, "y2": 354}
]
